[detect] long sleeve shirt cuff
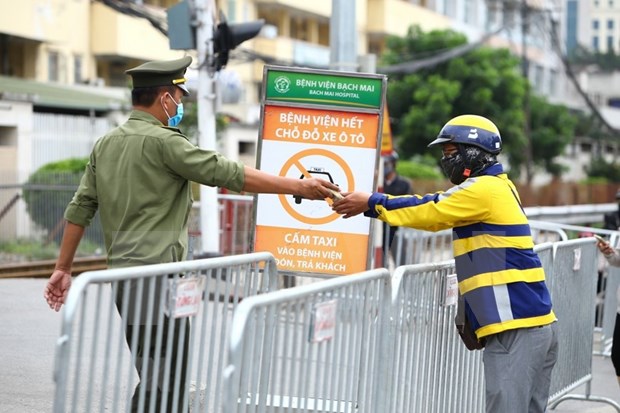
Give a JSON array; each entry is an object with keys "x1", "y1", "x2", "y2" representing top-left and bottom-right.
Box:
[{"x1": 364, "y1": 193, "x2": 385, "y2": 218}]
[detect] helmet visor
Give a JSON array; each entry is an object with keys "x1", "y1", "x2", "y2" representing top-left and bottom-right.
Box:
[{"x1": 428, "y1": 135, "x2": 454, "y2": 148}]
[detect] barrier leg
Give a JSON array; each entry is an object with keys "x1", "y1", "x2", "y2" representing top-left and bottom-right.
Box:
[{"x1": 549, "y1": 381, "x2": 620, "y2": 412}]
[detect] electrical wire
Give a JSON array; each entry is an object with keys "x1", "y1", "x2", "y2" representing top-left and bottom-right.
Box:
[
  {"x1": 548, "y1": 17, "x2": 620, "y2": 136},
  {"x1": 376, "y1": 27, "x2": 505, "y2": 74},
  {"x1": 95, "y1": 0, "x2": 168, "y2": 36},
  {"x1": 95, "y1": 0, "x2": 613, "y2": 139}
]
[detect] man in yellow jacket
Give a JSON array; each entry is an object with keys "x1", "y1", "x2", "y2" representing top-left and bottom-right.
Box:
[{"x1": 333, "y1": 114, "x2": 558, "y2": 413}]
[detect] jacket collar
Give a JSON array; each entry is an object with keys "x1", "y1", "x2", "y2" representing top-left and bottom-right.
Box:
[
  {"x1": 479, "y1": 163, "x2": 504, "y2": 176},
  {"x1": 129, "y1": 109, "x2": 163, "y2": 125}
]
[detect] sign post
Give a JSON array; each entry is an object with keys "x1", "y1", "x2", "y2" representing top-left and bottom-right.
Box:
[{"x1": 252, "y1": 66, "x2": 387, "y2": 276}]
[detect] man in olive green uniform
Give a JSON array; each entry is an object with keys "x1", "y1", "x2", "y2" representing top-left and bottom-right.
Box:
[{"x1": 43, "y1": 56, "x2": 339, "y2": 412}]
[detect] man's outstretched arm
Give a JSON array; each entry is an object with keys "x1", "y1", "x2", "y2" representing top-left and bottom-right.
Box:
[
  {"x1": 242, "y1": 166, "x2": 340, "y2": 200},
  {"x1": 44, "y1": 221, "x2": 85, "y2": 312}
]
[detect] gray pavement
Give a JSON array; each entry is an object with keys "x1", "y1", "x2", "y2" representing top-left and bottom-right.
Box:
[
  {"x1": 0, "y1": 278, "x2": 619, "y2": 413},
  {"x1": 550, "y1": 354, "x2": 620, "y2": 413}
]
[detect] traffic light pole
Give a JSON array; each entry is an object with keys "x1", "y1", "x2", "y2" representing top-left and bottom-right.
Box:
[
  {"x1": 195, "y1": 0, "x2": 220, "y2": 255},
  {"x1": 330, "y1": 0, "x2": 357, "y2": 71}
]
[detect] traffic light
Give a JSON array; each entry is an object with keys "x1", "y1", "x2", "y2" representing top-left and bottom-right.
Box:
[{"x1": 212, "y1": 12, "x2": 264, "y2": 71}]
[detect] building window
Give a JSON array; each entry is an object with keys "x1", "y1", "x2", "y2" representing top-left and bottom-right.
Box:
[
  {"x1": 549, "y1": 69, "x2": 558, "y2": 96},
  {"x1": 48, "y1": 51, "x2": 59, "y2": 82},
  {"x1": 290, "y1": 17, "x2": 308, "y2": 42},
  {"x1": 593, "y1": 19, "x2": 599, "y2": 30},
  {"x1": 109, "y1": 61, "x2": 126, "y2": 87},
  {"x1": 74, "y1": 55, "x2": 82, "y2": 84},
  {"x1": 464, "y1": 0, "x2": 474, "y2": 23},
  {"x1": 566, "y1": 0, "x2": 578, "y2": 55},
  {"x1": 610, "y1": 0, "x2": 615, "y2": 7},
  {"x1": 608, "y1": 97, "x2": 620, "y2": 108},
  {"x1": 608, "y1": 36, "x2": 614, "y2": 50},
  {"x1": 534, "y1": 65, "x2": 544, "y2": 91},
  {"x1": 609, "y1": 19, "x2": 615, "y2": 30},
  {"x1": 593, "y1": 36, "x2": 599, "y2": 50},
  {"x1": 226, "y1": 0, "x2": 236, "y2": 22},
  {"x1": 580, "y1": 141, "x2": 592, "y2": 153}
]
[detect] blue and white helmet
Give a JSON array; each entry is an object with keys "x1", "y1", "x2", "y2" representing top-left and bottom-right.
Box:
[{"x1": 428, "y1": 114, "x2": 502, "y2": 154}]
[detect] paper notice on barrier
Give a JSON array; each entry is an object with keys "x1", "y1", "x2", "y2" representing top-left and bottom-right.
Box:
[
  {"x1": 309, "y1": 299, "x2": 337, "y2": 343},
  {"x1": 444, "y1": 274, "x2": 459, "y2": 307},
  {"x1": 573, "y1": 248, "x2": 582, "y2": 271},
  {"x1": 166, "y1": 277, "x2": 204, "y2": 318}
]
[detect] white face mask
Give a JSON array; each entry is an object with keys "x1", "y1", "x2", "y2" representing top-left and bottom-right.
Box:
[{"x1": 161, "y1": 93, "x2": 184, "y2": 127}]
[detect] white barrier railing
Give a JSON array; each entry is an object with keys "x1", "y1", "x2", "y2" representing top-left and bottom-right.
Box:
[
  {"x1": 50, "y1": 224, "x2": 620, "y2": 412},
  {"x1": 223, "y1": 239, "x2": 618, "y2": 413},
  {"x1": 53, "y1": 252, "x2": 279, "y2": 413},
  {"x1": 224, "y1": 268, "x2": 391, "y2": 413}
]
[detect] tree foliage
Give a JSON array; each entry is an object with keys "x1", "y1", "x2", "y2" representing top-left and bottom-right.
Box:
[
  {"x1": 585, "y1": 157, "x2": 620, "y2": 182},
  {"x1": 528, "y1": 96, "x2": 577, "y2": 177},
  {"x1": 569, "y1": 45, "x2": 620, "y2": 72},
  {"x1": 180, "y1": 101, "x2": 231, "y2": 145},
  {"x1": 22, "y1": 158, "x2": 103, "y2": 245},
  {"x1": 397, "y1": 155, "x2": 444, "y2": 180},
  {"x1": 381, "y1": 26, "x2": 576, "y2": 180}
]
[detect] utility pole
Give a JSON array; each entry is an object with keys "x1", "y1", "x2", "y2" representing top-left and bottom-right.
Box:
[
  {"x1": 521, "y1": 0, "x2": 534, "y2": 184},
  {"x1": 168, "y1": 1, "x2": 263, "y2": 257},
  {"x1": 330, "y1": 0, "x2": 357, "y2": 71},
  {"x1": 195, "y1": 0, "x2": 220, "y2": 255}
]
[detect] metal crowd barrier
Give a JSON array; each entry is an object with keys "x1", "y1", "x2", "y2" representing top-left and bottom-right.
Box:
[
  {"x1": 223, "y1": 239, "x2": 617, "y2": 413},
  {"x1": 527, "y1": 222, "x2": 620, "y2": 357},
  {"x1": 390, "y1": 226, "x2": 566, "y2": 268},
  {"x1": 53, "y1": 252, "x2": 279, "y2": 413},
  {"x1": 548, "y1": 238, "x2": 620, "y2": 411},
  {"x1": 223, "y1": 268, "x2": 391, "y2": 413},
  {"x1": 384, "y1": 261, "x2": 485, "y2": 413},
  {"x1": 546, "y1": 239, "x2": 597, "y2": 402},
  {"x1": 389, "y1": 228, "x2": 453, "y2": 267},
  {"x1": 53, "y1": 237, "x2": 618, "y2": 412}
]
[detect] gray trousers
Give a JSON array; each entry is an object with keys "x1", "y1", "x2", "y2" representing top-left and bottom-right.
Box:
[{"x1": 483, "y1": 322, "x2": 558, "y2": 413}]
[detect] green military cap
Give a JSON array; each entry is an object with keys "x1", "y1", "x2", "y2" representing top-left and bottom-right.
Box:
[{"x1": 126, "y1": 56, "x2": 192, "y2": 95}]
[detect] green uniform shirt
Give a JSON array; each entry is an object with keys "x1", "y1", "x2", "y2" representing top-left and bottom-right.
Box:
[{"x1": 65, "y1": 110, "x2": 245, "y2": 267}]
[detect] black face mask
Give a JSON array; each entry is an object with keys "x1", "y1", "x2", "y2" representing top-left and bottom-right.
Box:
[
  {"x1": 440, "y1": 152, "x2": 468, "y2": 185},
  {"x1": 440, "y1": 145, "x2": 498, "y2": 185}
]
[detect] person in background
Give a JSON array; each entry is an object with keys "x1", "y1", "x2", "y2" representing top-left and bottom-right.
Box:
[
  {"x1": 43, "y1": 56, "x2": 340, "y2": 412},
  {"x1": 599, "y1": 189, "x2": 620, "y2": 324},
  {"x1": 333, "y1": 114, "x2": 558, "y2": 413},
  {"x1": 596, "y1": 237, "x2": 620, "y2": 387},
  {"x1": 381, "y1": 151, "x2": 412, "y2": 265},
  {"x1": 604, "y1": 189, "x2": 620, "y2": 231}
]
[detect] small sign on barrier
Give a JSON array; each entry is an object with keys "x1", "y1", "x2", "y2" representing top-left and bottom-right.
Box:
[
  {"x1": 166, "y1": 277, "x2": 204, "y2": 318},
  {"x1": 309, "y1": 299, "x2": 337, "y2": 343},
  {"x1": 444, "y1": 273, "x2": 459, "y2": 306},
  {"x1": 573, "y1": 248, "x2": 582, "y2": 271}
]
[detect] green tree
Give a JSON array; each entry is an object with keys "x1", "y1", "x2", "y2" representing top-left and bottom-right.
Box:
[
  {"x1": 22, "y1": 158, "x2": 103, "y2": 246},
  {"x1": 381, "y1": 26, "x2": 576, "y2": 181},
  {"x1": 181, "y1": 101, "x2": 231, "y2": 145},
  {"x1": 528, "y1": 96, "x2": 577, "y2": 177},
  {"x1": 585, "y1": 157, "x2": 620, "y2": 182},
  {"x1": 569, "y1": 45, "x2": 620, "y2": 72}
]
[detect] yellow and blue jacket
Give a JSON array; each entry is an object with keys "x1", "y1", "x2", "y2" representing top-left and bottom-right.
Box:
[{"x1": 365, "y1": 164, "x2": 556, "y2": 339}]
